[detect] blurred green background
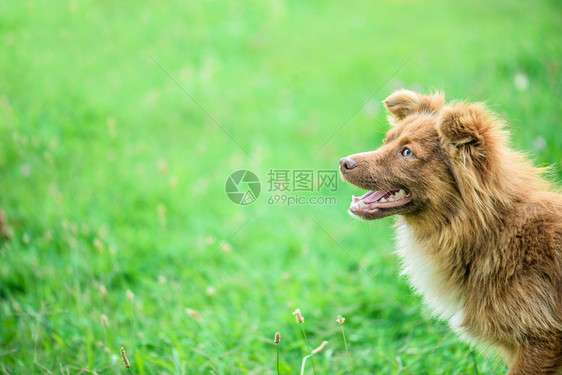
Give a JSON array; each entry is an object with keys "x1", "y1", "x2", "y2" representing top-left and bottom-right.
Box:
[{"x1": 0, "y1": 0, "x2": 560, "y2": 374}]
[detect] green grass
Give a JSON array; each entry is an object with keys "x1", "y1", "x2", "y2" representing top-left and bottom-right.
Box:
[{"x1": 0, "y1": 0, "x2": 560, "y2": 373}]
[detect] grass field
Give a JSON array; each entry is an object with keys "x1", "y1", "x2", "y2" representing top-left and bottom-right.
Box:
[{"x1": 0, "y1": 0, "x2": 560, "y2": 374}]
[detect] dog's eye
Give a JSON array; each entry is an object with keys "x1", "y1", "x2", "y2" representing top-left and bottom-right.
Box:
[{"x1": 401, "y1": 148, "x2": 414, "y2": 158}]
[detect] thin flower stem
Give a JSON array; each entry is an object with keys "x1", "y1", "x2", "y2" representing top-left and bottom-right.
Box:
[
  {"x1": 300, "y1": 354, "x2": 311, "y2": 375},
  {"x1": 300, "y1": 325, "x2": 316, "y2": 375},
  {"x1": 300, "y1": 341, "x2": 328, "y2": 375},
  {"x1": 341, "y1": 326, "x2": 352, "y2": 372},
  {"x1": 276, "y1": 343, "x2": 280, "y2": 375}
]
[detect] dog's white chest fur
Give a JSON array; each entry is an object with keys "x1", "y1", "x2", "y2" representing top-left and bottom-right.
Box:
[{"x1": 395, "y1": 223, "x2": 466, "y2": 333}]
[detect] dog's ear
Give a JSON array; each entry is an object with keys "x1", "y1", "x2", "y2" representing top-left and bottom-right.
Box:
[
  {"x1": 437, "y1": 102, "x2": 499, "y2": 164},
  {"x1": 382, "y1": 89, "x2": 444, "y2": 122}
]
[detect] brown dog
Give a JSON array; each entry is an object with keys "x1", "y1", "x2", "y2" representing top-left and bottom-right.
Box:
[{"x1": 340, "y1": 89, "x2": 562, "y2": 374}]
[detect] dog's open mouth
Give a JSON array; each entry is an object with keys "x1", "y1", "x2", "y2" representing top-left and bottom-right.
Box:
[{"x1": 349, "y1": 189, "x2": 412, "y2": 214}]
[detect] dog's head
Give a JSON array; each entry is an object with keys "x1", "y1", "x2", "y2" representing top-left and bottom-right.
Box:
[{"x1": 340, "y1": 89, "x2": 500, "y2": 221}]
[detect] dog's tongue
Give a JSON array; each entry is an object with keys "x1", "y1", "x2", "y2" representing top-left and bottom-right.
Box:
[{"x1": 352, "y1": 190, "x2": 388, "y2": 204}]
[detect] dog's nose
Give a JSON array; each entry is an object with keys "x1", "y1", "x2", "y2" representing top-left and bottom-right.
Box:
[{"x1": 340, "y1": 157, "x2": 357, "y2": 172}]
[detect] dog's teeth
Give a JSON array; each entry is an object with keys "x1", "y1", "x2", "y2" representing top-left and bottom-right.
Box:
[
  {"x1": 379, "y1": 197, "x2": 387, "y2": 203},
  {"x1": 388, "y1": 195, "x2": 396, "y2": 202},
  {"x1": 396, "y1": 190, "x2": 406, "y2": 199},
  {"x1": 357, "y1": 201, "x2": 366, "y2": 208}
]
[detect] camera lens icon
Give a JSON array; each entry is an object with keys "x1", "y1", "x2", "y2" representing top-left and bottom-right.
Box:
[{"x1": 225, "y1": 170, "x2": 261, "y2": 205}]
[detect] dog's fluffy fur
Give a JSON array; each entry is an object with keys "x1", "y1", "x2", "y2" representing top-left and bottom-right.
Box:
[{"x1": 340, "y1": 90, "x2": 562, "y2": 374}]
